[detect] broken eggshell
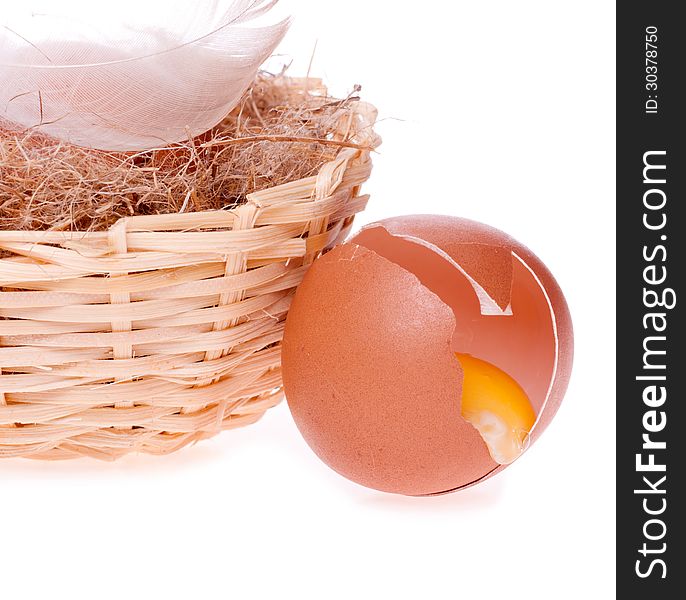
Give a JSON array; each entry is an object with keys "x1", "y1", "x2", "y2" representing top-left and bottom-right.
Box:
[{"x1": 282, "y1": 215, "x2": 573, "y2": 496}]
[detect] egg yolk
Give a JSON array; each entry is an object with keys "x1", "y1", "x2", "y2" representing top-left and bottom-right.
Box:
[{"x1": 456, "y1": 353, "x2": 536, "y2": 465}]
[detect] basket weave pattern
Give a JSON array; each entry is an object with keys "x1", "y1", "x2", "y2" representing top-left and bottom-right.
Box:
[{"x1": 0, "y1": 103, "x2": 376, "y2": 460}]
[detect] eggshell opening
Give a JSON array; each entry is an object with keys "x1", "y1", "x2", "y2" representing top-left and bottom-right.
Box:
[
  {"x1": 353, "y1": 215, "x2": 573, "y2": 446},
  {"x1": 352, "y1": 225, "x2": 556, "y2": 422}
]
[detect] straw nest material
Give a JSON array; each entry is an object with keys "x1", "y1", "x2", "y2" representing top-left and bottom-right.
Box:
[{"x1": 0, "y1": 73, "x2": 379, "y2": 460}]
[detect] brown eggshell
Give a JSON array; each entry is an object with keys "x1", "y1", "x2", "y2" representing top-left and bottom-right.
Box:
[
  {"x1": 283, "y1": 215, "x2": 573, "y2": 495},
  {"x1": 282, "y1": 243, "x2": 498, "y2": 496}
]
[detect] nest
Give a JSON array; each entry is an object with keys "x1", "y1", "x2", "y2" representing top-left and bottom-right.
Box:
[
  {"x1": 1, "y1": 72, "x2": 375, "y2": 232},
  {"x1": 0, "y1": 73, "x2": 379, "y2": 460}
]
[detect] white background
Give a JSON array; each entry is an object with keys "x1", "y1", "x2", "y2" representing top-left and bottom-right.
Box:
[{"x1": 1, "y1": 1, "x2": 616, "y2": 598}]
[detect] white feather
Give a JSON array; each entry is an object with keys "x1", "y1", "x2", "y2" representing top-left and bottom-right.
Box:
[{"x1": 0, "y1": 1, "x2": 290, "y2": 151}]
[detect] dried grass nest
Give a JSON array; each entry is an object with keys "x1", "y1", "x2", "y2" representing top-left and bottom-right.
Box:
[
  {"x1": 0, "y1": 72, "x2": 379, "y2": 460},
  {"x1": 1, "y1": 72, "x2": 378, "y2": 232}
]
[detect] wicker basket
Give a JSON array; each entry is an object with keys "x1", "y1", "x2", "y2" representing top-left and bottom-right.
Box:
[{"x1": 0, "y1": 90, "x2": 377, "y2": 460}]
